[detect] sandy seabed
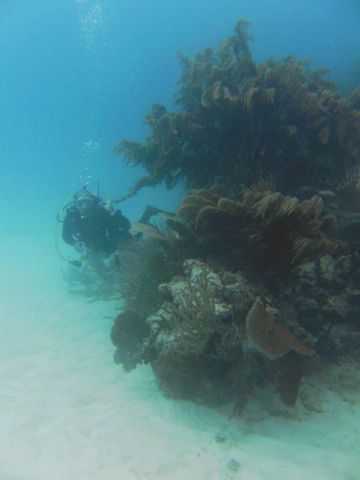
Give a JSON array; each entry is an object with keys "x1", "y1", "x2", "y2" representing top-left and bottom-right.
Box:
[{"x1": 0, "y1": 235, "x2": 359, "y2": 480}]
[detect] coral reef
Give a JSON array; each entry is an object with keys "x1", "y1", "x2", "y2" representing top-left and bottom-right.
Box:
[
  {"x1": 148, "y1": 260, "x2": 255, "y2": 405},
  {"x1": 110, "y1": 185, "x2": 360, "y2": 414},
  {"x1": 278, "y1": 252, "x2": 360, "y2": 360},
  {"x1": 138, "y1": 260, "x2": 320, "y2": 410},
  {"x1": 109, "y1": 19, "x2": 360, "y2": 417},
  {"x1": 176, "y1": 185, "x2": 342, "y2": 283},
  {"x1": 110, "y1": 236, "x2": 184, "y2": 370},
  {"x1": 114, "y1": 237, "x2": 180, "y2": 317},
  {"x1": 115, "y1": 20, "x2": 360, "y2": 199}
]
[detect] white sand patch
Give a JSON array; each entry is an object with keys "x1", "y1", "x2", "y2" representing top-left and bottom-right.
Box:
[{"x1": 0, "y1": 235, "x2": 360, "y2": 480}]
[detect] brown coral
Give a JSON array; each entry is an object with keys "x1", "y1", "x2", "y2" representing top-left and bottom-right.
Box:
[
  {"x1": 115, "y1": 20, "x2": 360, "y2": 199},
  {"x1": 111, "y1": 309, "x2": 150, "y2": 371},
  {"x1": 244, "y1": 297, "x2": 315, "y2": 408},
  {"x1": 176, "y1": 187, "x2": 342, "y2": 279},
  {"x1": 245, "y1": 297, "x2": 315, "y2": 359}
]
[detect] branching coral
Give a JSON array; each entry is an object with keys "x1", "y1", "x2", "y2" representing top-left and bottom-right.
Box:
[
  {"x1": 114, "y1": 19, "x2": 360, "y2": 199},
  {"x1": 115, "y1": 236, "x2": 184, "y2": 317},
  {"x1": 176, "y1": 186, "x2": 342, "y2": 280},
  {"x1": 110, "y1": 230, "x2": 195, "y2": 372},
  {"x1": 149, "y1": 260, "x2": 254, "y2": 404},
  {"x1": 115, "y1": 240, "x2": 168, "y2": 316}
]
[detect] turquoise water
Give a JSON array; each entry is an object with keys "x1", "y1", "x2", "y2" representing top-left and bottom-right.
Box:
[
  {"x1": 1, "y1": 1, "x2": 360, "y2": 478},
  {"x1": 1, "y1": 0, "x2": 359, "y2": 235}
]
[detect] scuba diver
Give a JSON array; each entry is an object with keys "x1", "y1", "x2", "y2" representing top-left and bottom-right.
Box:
[
  {"x1": 57, "y1": 187, "x2": 167, "y2": 295},
  {"x1": 62, "y1": 188, "x2": 132, "y2": 255}
]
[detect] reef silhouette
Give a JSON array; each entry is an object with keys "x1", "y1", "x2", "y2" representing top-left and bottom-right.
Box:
[
  {"x1": 114, "y1": 19, "x2": 360, "y2": 199},
  {"x1": 111, "y1": 20, "x2": 360, "y2": 415}
]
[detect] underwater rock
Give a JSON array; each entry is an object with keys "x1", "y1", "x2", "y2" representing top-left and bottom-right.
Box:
[
  {"x1": 319, "y1": 254, "x2": 336, "y2": 283},
  {"x1": 339, "y1": 213, "x2": 360, "y2": 251},
  {"x1": 278, "y1": 253, "x2": 360, "y2": 360},
  {"x1": 148, "y1": 259, "x2": 255, "y2": 404},
  {"x1": 111, "y1": 243, "x2": 360, "y2": 413},
  {"x1": 145, "y1": 260, "x2": 320, "y2": 409},
  {"x1": 296, "y1": 261, "x2": 317, "y2": 285}
]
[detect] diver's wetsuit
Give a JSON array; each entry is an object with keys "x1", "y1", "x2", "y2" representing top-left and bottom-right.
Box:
[{"x1": 62, "y1": 205, "x2": 132, "y2": 255}]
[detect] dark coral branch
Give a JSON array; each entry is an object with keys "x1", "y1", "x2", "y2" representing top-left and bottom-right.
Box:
[{"x1": 114, "y1": 21, "x2": 360, "y2": 198}]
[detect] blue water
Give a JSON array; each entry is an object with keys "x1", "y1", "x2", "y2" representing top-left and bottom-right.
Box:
[
  {"x1": 1, "y1": 2, "x2": 360, "y2": 478},
  {"x1": 1, "y1": 0, "x2": 359, "y2": 234}
]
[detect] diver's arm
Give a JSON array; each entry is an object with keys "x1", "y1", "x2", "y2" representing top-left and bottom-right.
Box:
[{"x1": 138, "y1": 205, "x2": 173, "y2": 224}]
